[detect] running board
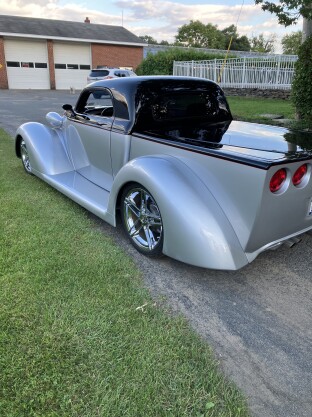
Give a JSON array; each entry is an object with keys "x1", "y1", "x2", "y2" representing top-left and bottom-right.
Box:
[{"x1": 38, "y1": 170, "x2": 115, "y2": 225}]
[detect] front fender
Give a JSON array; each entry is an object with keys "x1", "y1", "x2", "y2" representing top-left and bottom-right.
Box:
[
  {"x1": 15, "y1": 122, "x2": 73, "y2": 176},
  {"x1": 109, "y1": 155, "x2": 248, "y2": 270}
]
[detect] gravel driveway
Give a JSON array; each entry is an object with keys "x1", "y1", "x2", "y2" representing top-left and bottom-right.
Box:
[{"x1": 1, "y1": 89, "x2": 312, "y2": 417}]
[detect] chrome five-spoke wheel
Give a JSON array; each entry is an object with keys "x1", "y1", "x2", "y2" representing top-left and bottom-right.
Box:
[
  {"x1": 121, "y1": 184, "x2": 163, "y2": 256},
  {"x1": 20, "y1": 139, "x2": 32, "y2": 174}
]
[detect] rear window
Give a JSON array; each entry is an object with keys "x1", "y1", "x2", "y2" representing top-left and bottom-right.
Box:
[
  {"x1": 134, "y1": 86, "x2": 232, "y2": 146},
  {"x1": 151, "y1": 93, "x2": 218, "y2": 121},
  {"x1": 136, "y1": 90, "x2": 231, "y2": 126},
  {"x1": 89, "y1": 70, "x2": 110, "y2": 77}
]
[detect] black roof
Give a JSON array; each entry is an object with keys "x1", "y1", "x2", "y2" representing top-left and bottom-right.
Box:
[
  {"x1": 82, "y1": 75, "x2": 227, "y2": 132},
  {"x1": 88, "y1": 75, "x2": 220, "y2": 91},
  {"x1": 0, "y1": 15, "x2": 145, "y2": 45}
]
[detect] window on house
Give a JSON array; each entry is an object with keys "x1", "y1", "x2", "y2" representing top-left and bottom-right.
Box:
[
  {"x1": 21, "y1": 62, "x2": 34, "y2": 68},
  {"x1": 6, "y1": 61, "x2": 20, "y2": 67},
  {"x1": 35, "y1": 62, "x2": 48, "y2": 68}
]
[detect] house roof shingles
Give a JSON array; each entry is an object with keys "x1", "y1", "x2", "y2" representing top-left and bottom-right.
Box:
[{"x1": 0, "y1": 15, "x2": 145, "y2": 45}]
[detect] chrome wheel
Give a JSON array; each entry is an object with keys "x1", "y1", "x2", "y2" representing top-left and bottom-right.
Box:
[
  {"x1": 121, "y1": 185, "x2": 163, "y2": 256},
  {"x1": 20, "y1": 139, "x2": 32, "y2": 174}
]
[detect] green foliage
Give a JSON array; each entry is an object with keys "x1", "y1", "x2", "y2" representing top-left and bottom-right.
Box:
[
  {"x1": 139, "y1": 35, "x2": 169, "y2": 45},
  {"x1": 139, "y1": 35, "x2": 157, "y2": 44},
  {"x1": 281, "y1": 31, "x2": 302, "y2": 54},
  {"x1": 136, "y1": 48, "x2": 229, "y2": 76},
  {"x1": 291, "y1": 35, "x2": 312, "y2": 122},
  {"x1": 221, "y1": 25, "x2": 251, "y2": 51},
  {"x1": 254, "y1": 0, "x2": 312, "y2": 26},
  {"x1": 255, "y1": 1, "x2": 311, "y2": 123},
  {"x1": 175, "y1": 20, "x2": 224, "y2": 49},
  {"x1": 159, "y1": 40, "x2": 170, "y2": 45},
  {"x1": 140, "y1": 21, "x2": 251, "y2": 52},
  {"x1": 174, "y1": 21, "x2": 250, "y2": 51},
  {"x1": 249, "y1": 33, "x2": 277, "y2": 53}
]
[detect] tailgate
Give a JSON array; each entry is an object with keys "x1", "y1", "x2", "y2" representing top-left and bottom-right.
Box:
[{"x1": 245, "y1": 159, "x2": 312, "y2": 252}]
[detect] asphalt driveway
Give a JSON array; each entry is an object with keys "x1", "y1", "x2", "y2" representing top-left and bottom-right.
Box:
[{"x1": 1, "y1": 89, "x2": 312, "y2": 417}]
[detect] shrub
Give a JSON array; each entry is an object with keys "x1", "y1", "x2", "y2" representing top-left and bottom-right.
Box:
[
  {"x1": 136, "y1": 47, "x2": 230, "y2": 76},
  {"x1": 291, "y1": 35, "x2": 312, "y2": 123}
]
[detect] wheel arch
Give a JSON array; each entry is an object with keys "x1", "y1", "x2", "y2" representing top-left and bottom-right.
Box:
[
  {"x1": 14, "y1": 122, "x2": 73, "y2": 176},
  {"x1": 109, "y1": 155, "x2": 248, "y2": 270}
]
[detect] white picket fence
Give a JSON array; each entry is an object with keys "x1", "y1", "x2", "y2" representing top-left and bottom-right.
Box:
[{"x1": 173, "y1": 55, "x2": 298, "y2": 90}]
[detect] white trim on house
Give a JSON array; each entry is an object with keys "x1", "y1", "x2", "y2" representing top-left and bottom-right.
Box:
[{"x1": 0, "y1": 32, "x2": 146, "y2": 47}]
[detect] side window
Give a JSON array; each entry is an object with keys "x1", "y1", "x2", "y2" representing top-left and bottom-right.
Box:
[
  {"x1": 86, "y1": 91, "x2": 113, "y2": 109},
  {"x1": 76, "y1": 89, "x2": 114, "y2": 118},
  {"x1": 114, "y1": 71, "x2": 127, "y2": 78}
]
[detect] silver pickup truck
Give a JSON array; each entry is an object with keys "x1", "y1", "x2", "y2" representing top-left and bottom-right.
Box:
[{"x1": 15, "y1": 76, "x2": 312, "y2": 270}]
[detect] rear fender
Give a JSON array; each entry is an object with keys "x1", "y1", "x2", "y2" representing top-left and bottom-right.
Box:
[
  {"x1": 109, "y1": 155, "x2": 248, "y2": 270},
  {"x1": 15, "y1": 121, "x2": 73, "y2": 176}
]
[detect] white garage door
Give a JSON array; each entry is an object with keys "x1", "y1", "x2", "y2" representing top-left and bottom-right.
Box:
[
  {"x1": 54, "y1": 43, "x2": 91, "y2": 90},
  {"x1": 4, "y1": 39, "x2": 50, "y2": 89}
]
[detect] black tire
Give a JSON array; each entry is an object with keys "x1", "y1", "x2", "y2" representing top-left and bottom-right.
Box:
[
  {"x1": 20, "y1": 139, "x2": 33, "y2": 175},
  {"x1": 121, "y1": 184, "x2": 163, "y2": 256}
]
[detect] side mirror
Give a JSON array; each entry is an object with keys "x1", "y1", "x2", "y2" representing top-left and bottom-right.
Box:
[
  {"x1": 62, "y1": 104, "x2": 76, "y2": 117},
  {"x1": 46, "y1": 112, "x2": 64, "y2": 128},
  {"x1": 62, "y1": 104, "x2": 73, "y2": 111}
]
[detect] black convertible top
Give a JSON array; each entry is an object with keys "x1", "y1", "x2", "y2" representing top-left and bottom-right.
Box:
[{"x1": 84, "y1": 76, "x2": 232, "y2": 135}]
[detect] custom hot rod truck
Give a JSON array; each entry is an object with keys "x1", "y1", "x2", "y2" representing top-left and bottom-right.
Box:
[{"x1": 15, "y1": 76, "x2": 312, "y2": 270}]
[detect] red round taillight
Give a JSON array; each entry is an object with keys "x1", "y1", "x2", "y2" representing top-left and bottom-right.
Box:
[
  {"x1": 270, "y1": 168, "x2": 287, "y2": 193},
  {"x1": 292, "y1": 164, "x2": 307, "y2": 186}
]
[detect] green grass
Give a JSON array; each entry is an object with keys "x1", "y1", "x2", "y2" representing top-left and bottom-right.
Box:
[
  {"x1": 0, "y1": 130, "x2": 249, "y2": 417},
  {"x1": 227, "y1": 96, "x2": 296, "y2": 125},
  {"x1": 228, "y1": 96, "x2": 312, "y2": 130}
]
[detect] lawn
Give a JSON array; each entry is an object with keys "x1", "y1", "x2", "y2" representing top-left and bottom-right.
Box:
[
  {"x1": 0, "y1": 129, "x2": 249, "y2": 417},
  {"x1": 227, "y1": 96, "x2": 295, "y2": 125},
  {"x1": 227, "y1": 96, "x2": 312, "y2": 131}
]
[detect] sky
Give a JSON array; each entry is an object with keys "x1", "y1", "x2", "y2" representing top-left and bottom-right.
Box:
[{"x1": 0, "y1": 0, "x2": 303, "y2": 53}]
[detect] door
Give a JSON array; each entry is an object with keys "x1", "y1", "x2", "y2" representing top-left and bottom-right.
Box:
[
  {"x1": 54, "y1": 42, "x2": 91, "y2": 90},
  {"x1": 4, "y1": 39, "x2": 50, "y2": 89},
  {"x1": 64, "y1": 88, "x2": 114, "y2": 190}
]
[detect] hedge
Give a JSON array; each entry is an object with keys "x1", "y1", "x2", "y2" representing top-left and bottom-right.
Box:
[
  {"x1": 291, "y1": 35, "x2": 312, "y2": 122},
  {"x1": 136, "y1": 48, "x2": 230, "y2": 76}
]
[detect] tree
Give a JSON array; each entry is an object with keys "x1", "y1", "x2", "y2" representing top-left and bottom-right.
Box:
[
  {"x1": 175, "y1": 20, "x2": 224, "y2": 49},
  {"x1": 249, "y1": 33, "x2": 277, "y2": 53},
  {"x1": 139, "y1": 36, "x2": 171, "y2": 46},
  {"x1": 254, "y1": 0, "x2": 312, "y2": 26},
  {"x1": 281, "y1": 31, "x2": 302, "y2": 54},
  {"x1": 139, "y1": 35, "x2": 158, "y2": 44},
  {"x1": 255, "y1": 1, "x2": 312, "y2": 123},
  {"x1": 221, "y1": 25, "x2": 251, "y2": 51}
]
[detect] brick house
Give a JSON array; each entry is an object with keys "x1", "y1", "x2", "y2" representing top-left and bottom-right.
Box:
[{"x1": 0, "y1": 15, "x2": 145, "y2": 90}]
